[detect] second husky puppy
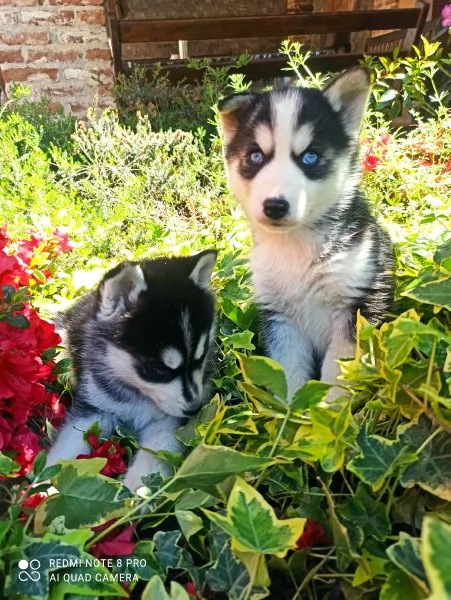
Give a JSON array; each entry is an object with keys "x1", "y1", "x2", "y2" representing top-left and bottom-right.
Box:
[
  {"x1": 47, "y1": 251, "x2": 217, "y2": 490},
  {"x1": 218, "y1": 68, "x2": 394, "y2": 399}
]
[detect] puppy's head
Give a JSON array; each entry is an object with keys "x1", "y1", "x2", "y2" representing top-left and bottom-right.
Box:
[
  {"x1": 218, "y1": 68, "x2": 370, "y2": 232},
  {"x1": 95, "y1": 251, "x2": 217, "y2": 418}
]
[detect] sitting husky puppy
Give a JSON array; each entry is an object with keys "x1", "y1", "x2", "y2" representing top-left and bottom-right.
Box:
[
  {"x1": 47, "y1": 251, "x2": 217, "y2": 490},
  {"x1": 218, "y1": 68, "x2": 394, "y2": 399}
]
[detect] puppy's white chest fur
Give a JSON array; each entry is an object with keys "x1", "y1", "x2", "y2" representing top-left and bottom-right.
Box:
[{"x1": 252, "y1": 229, "x2": 375, "y2": 348}]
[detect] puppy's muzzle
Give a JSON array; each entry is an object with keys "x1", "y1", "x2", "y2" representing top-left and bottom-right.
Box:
[{"x1": 263, "y1": 197, "x2": 289, "y2": 220}]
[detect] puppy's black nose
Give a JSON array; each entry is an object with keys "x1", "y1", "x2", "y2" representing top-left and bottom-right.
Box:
[{"x1": 263, "y1": 197, "x2": 289, "y2": 220}]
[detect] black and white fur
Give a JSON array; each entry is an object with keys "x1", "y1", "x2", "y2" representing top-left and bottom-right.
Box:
[
  {"x1": 218, "y1": 68, "x2": 394, "y2": 400},
  {"x1": 47, "y1": 251, "x2": 217, "y2": 490}
]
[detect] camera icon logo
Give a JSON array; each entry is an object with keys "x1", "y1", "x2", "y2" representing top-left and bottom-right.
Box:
[{"x1": 18, "y1": 559, "x2": 41, "y2": 582}]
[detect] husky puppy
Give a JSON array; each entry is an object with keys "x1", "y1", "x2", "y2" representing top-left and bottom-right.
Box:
[
  {"x1": 218, "y1": 68, "x2": 394, "y2": 399},
  {"x1": 47, "y1": 251, "x2": 217, "y2": 490}
]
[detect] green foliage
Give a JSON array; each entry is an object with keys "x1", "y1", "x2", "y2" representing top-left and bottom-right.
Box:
[
  {"x1": 2, "y1": 83, "x2": 76, "y2": 153},
  {"x1": 2, "y1": 41, "x2": 451, "y2": 600},
  {"x1": 114, "y1": 61, "x2": 238, "y2": 138}
]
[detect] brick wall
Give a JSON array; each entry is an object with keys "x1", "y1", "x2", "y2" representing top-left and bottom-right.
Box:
[{"x1": 0, "y1": 0, "x2": 114, "y2": 117}]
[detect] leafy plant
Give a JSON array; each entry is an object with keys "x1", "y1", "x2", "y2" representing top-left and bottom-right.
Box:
[{"x1": 1, "y1": 42, "x2": 451, "y2": 599}]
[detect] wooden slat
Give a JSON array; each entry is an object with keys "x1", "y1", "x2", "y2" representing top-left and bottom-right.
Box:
[{"x1": 118, "y1": 9, "x2": 424, "y2": 44}]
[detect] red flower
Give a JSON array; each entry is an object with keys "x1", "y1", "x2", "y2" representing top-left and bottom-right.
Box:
[
  {"x1": 0, "y1": 227, "x2": 69, "y2": 474},
  {"x1": 296, "y1": 519, "x2": 330, "y2": 550},
  {"x1": 18, "y1": 491, "x2": 48, "y2": 522},
  {"x1": 23, "y1": 492, "x2": 47, "y2": 510},
  {"x1": 362, "y1": 154, "x2": 381, "y2": 172},
  {"x1": 90, "y1": 523, "x2": 135, "y2": 559},
  {"x1": 77, "y1": 433, "x2": 128, "y2": 477},
  {"x1": 52, "y1": 227, "x2": 75, "y2": 254},
  {"x1": 361, "y1": 132, "x2": 390, "y2": 172},
  {"x1": 185, "y1": 582, "x2": 199, "y2": 598}
]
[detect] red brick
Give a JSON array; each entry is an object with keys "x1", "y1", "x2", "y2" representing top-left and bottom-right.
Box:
[
  {"x1": 57, "y1": 30, "x2": 105, "y2": 44},
  {"x1": 70, "y1": 102, "x2": 87, "y2": 113},
  {"x1": 49, "y1": 85, "x2": 85, "y2": 97},
  {"x1": 49, "y1": 0, "x2": 102, "y2": 4},
  {"x1": 1, "y1": 49, "x2": 23, "y2": 63},
  {"x1": 0, "y1": 30, "x2": 50, "y2": 46},
  {"x1": 28, "y1": 47, "x2": 82, "y2": 62},
  {"x1": 3, "y1": 67, "x2": 59, "y2": 83},
  {"x1": 88, "y1": 66, "x2": 114, "y2": 84},
  {"x1": 94, "y1": 83, "x2": 114, "y2": 96},
  {"x1": 76, "y1": 9, "x2": 105, "y2": 25},
  {"x1": 20, "y1": 10, "x2": 74, "y2": 25},
  {"x1": 86, "y1": 47, "x2": 111, "y2": 61}
]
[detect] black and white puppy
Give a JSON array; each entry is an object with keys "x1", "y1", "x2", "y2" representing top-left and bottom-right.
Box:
[
  {"x1": 47, "y1": 251, "x2": 217, "y2": 490},
  {"x1": 218, "y1": 68, "x2": 394, "y2": 399}
]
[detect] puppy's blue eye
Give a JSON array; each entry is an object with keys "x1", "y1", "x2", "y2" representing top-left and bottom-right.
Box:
[
  {"x1": 249, "y1": 150, "x2": 264, "y2": 164},
  {"x1": 300, "y1": 150, "x2": 319, "y2": 166}
]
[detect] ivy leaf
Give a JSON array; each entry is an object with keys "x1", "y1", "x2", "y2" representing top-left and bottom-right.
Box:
[
  {"x1": 400, "y1": 416, "x2": 451, "y2": 501},
  {"x1": 380, "y1": 312, "x2": 419, "y2": 369},
  {"x1": 237, "y1": 353, "x2": 288, "y2": 401},
  {"x1": 433, "y1": 239, "x2": 451, "y2": 266},
  {"x1": 347, "y1": 428, "x2": 417, "y2": 491},
  {"x1": 0, "y1": 452, "x2": 20, "y2": 476},
  {"x1": 403, "y1": 275, "x2": 451, "y2": 311},
  {"x1": 387, "y1": 532, "x2": 428, "y2": 591},
  {"x1": 8, "y1": 539, "x2": 127, "y2": 599},
  {"x1": 338, "y1": 483, "x2": 390, "y2": 542},
  {"x1": 153, "y1": 530, "x2": 183, "y2": 572},
  {"x1": 167, "y1": 443, "x2": 275, "y2": 493},
  {"x1": 422, "y1": 516, "x2": 451, "y2": 599},
  {"x1": 141, "y1": 576, "x2": 191, "y2": 600},
  {"x1": 36, "y1": 459, "x2": 128, "y2": 529},
  {"x1": 175, "y1": 510, "x2": 204, "y2": 543},
  {"x1": 380, "y1": 569, "x2": 428, "y2": 600},
  {"x1": 291, "y1": 381, "x2": 330, "y2": 411},
  {"x1": 8, "y1": 541, "x2": 80, "y2": 599},
  {"x1": 205, "y1": 544, "x2": 251, "y2": 600},
  {"x1": 204, "y1": 477, "x2": 305, "y2": 557},
  {"x1": 226, "y1": 330, "x2": 255, "y2": 350},
  {"x1": 111, "y1": 540, "x2": 163, "y2": 581}
]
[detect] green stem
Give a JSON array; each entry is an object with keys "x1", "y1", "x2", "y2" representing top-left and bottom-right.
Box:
[
  {"x1": 255, "y1": 407, "x2": 291, "y2": 489},
  {"x1": 424, "y1": 337, "x2": 437, "y2": 407},
  {"x1": 85, "y1": 478, "x2": 174, "y2": 550},
  {"x1": 290, "y1": 547, "x2": 335, "y2": 600},
  {"x1": 416, "y1": 425, "x2": 443, "y2": 456}
]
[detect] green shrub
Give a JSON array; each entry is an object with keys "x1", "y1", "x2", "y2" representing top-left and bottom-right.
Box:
[
  {"x1": 2, "y1": 84, "x2": 76, "y2": 154},
  {"x1": 114, "y1": 61, "x2": 239, "y2": 140}
]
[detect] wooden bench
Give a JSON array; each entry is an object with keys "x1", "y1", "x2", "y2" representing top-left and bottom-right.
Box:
[{"x1": 104, "y1": 1, "x2": 430, "y2": 82}]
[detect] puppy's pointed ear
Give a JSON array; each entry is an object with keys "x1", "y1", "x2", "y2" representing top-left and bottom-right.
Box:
[
  {"x1": 323, "y1": 67, "x2": 370, "y2": 137},
  {"x1": 217, "y1": 92, "x2": 256, "y2": 145},
  {"x1": 189, "y1": 250, "x2": 217, "y2": 291},
  {"x1": 97, "y1": 264, "x2": 146, "y2": 320}
]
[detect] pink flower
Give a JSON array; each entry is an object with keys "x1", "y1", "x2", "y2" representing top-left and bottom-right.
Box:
[{"x1": 442, "y1": 4, "x2": 451, "y2": 27}]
